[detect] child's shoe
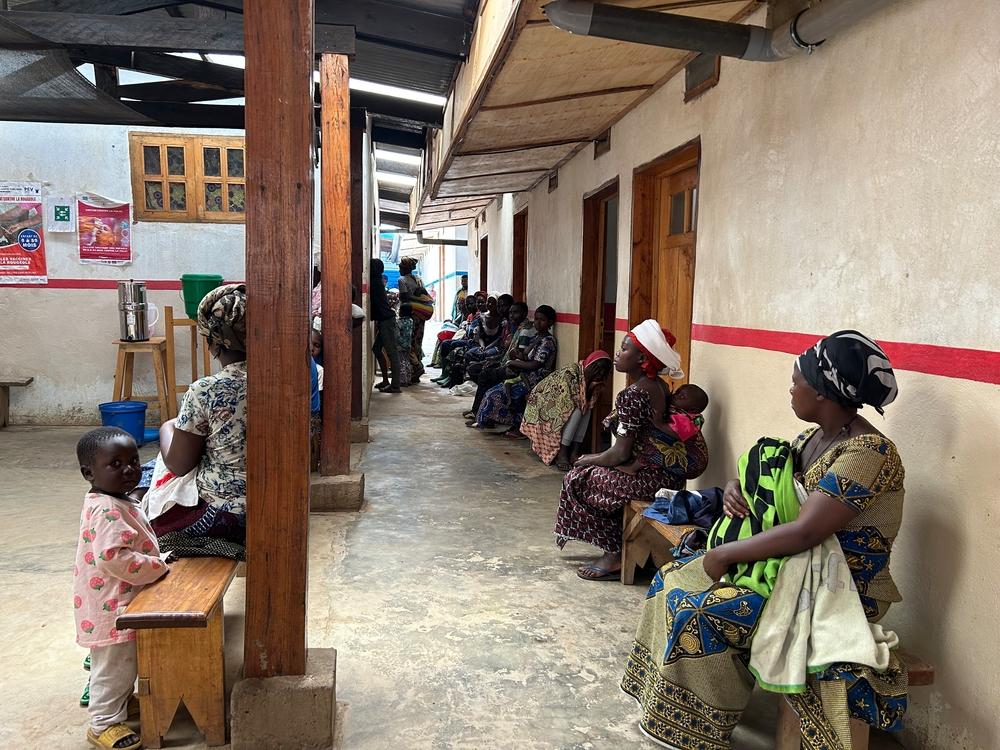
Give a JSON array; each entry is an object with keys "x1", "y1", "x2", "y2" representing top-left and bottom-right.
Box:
[
  {"x1": 83, "y1": 654, "x2": 91, "y2": 671},
  {"x1": 80, "y1": 679, "x2": 90, "y2": 707},
  {"x1": 86, "y1": 723, "x2": 141, "y2": 750}
]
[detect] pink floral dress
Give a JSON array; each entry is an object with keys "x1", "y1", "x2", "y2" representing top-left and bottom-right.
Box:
[{"x1": 73, "y1": 492, "x2": 168, "y2": 648}]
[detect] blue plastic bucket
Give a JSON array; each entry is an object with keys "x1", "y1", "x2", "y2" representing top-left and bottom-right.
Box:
[{"x1": 98, "y1": 401, "x2": 148, "y2": 446}]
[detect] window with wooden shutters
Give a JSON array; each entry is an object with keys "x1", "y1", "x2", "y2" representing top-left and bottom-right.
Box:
[{"x1": 129, "y1": 133, "x2": 246, "y2": 223}]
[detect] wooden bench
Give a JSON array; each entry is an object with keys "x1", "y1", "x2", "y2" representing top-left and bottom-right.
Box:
[
  {"x1": 776, "y1": 648, "x2": 935, "y2": 749},
  {"x1": 0, "y1": 376, "x2": 32, "y2": 428},
  {"x1": 116, "y1": 556, "x2": 239, "y2": 748},
  {"x1": 621, "y1": 499, "x2": 700, "y2": 584}
]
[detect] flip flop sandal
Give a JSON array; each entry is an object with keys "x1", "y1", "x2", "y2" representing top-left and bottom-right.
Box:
[
  {"x1": 80, "y1": 679, "x2": 90, "y2": 707},
  {"x1": 503, "y1": 431, "x2": 526, "y2": 440},
  {"x1": 87, "y1": 723, "x2": 141, "y2": 750},
  {"x1": 576, "y1": 565, "x2": 620, "y2": 581},
  {"x1": 83, "y1": 654, "x2": 91, "y2": 671}
]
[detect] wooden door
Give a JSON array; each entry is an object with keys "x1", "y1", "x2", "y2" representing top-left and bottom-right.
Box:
[
  {"x1": 512, "y1": 209, "x2": 527, "y2": 302},
  {"x1": 479, "y1": 235, "x2": 489, "y2": 292},
  {"x1": 651, "y1": 167, "x2": 696, "y2": 382},
  {"x1": 629, "y1": 140, "x2": 699, "y2": 383},
  {"x1": 580, "y1": 182, "x2": 619, "y2": 452}
]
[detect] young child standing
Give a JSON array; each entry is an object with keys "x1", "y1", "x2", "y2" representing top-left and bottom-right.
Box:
[{"x1": 74, "y1": 427, "x2": 171, "y2": 750}]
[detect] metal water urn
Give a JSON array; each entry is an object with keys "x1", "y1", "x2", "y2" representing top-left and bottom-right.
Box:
[{"x1": 117, "y1": 279, "x2": 152, "y2": 341}]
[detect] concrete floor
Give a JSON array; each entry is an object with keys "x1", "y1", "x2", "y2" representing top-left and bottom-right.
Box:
[{"x1": 1, "y1": 371, "x2": 904, "y2": 749}]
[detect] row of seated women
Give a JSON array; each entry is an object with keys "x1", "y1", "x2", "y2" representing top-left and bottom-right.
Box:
[{"x1": 556, "y1": 325, "x2": 908, "y2": 749}]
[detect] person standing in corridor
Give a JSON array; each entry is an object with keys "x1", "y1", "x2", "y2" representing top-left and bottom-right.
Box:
[
  {"x1": 371, "y1": 258, "x2": 401, "y2": 393},
  {"x1": 397, "y1": 257, "x2": 426, "y2": 361}
]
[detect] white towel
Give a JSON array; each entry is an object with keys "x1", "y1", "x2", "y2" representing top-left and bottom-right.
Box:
[{"x1": 749, "y1": 532, "x2": 898, "y2": 693}]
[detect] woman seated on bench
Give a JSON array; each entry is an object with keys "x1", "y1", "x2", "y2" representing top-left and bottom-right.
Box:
[
  {"x1": 520, "y1": 349, "x2": 613, "y2": 470},
  {"x1": 153, "y1": 284, "x2": 248, "y2": 545},
  {"x1": 621, "y1": 330, "x2": 907, "y2": 749},
  {"x1": 553, "y1": 321, "x2": 709, "y2": 580}
]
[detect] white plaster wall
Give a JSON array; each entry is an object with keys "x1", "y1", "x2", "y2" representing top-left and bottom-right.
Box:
[
  {"x1": 0, "y1": 122, "x2": 248, "y2": 424},
  {"x1": 469, "y1": 193, "x2": 514, "y2": 295},
  {"x1": 488, "y1": 1, "x2": 1000, "y2": 746}
]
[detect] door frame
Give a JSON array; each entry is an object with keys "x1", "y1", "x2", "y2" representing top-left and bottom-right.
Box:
[
  {"x1": 512, "y1": 208, "x2": 528, "y2": 302},
  {"x1": 578, "y1": 179, "x2": 619, "y2": 361},
  {"x1": 478, "y1": 234, "x2": 489, "y2": 293},
  {"x1": 628, "y1": 138, "x2": 700, "y2": 374}
]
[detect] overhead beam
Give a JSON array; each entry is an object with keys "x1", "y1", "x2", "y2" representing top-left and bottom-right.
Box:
[
  {"x1": 117, "y1": 80, "x2": 242, "y2": 102},
  {"x1": 380, "y1": 211, "x2": 410, "y2": 228},
  {"x1": 378, "y1": 188, "x2": 413, "y2": 205},
  {"x1": 121, "y1": 101, "x2": 245, "y2": 128},
  {"x1": 371, "y1": 125, "x2": 425, "y2": 151},
  {"x1": 350, "y1": 90, "x2": 442, "y2": 127},
  {"x1": 0, "y1": 10, "x2": 353, "y2": 54},
  {"x1": 70, "y1": 48, "x2": 246, "y2": 88}
]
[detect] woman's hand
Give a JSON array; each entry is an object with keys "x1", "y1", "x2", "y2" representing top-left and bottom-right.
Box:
[
  {"x1": 574, "y1": 453, "x2": 600, "y2": 467},
  {"x1": 702, "y1": 547, "x2": 730, "y2": 582},
  {"x1": 723, "y1": 479, "x2": 750, "y2": 519}
]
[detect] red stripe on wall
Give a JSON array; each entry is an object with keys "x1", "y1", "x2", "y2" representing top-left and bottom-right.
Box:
[
  {"x1": 555, "y1": 312, "x2": 580, "y2": 324},
  {"x1": 692, "y1": 323, "x2": 1000, "y2": 386}
]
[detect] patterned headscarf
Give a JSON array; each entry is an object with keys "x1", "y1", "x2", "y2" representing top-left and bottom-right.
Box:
[
  {"x1": 197, "y1": 283, "x2": 247, "y2": 354},
  {"x1": 797, "y1": 330, "x2": 897, "y2": 414}
]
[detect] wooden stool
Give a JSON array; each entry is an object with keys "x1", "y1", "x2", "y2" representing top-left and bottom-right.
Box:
[
  {"x1": 621, "y1": 499, "x2": 700, "y2": 584},
  {"x1": 112, "y1": 338, "x2": 174, "y2": 424},
  {"x1": 164, "y1": 306, "x2": 212, "y2": 412}
]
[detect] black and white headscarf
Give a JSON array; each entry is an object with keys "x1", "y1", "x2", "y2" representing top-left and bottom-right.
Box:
[{"x1": 797, "y1": 330, "x2": 898, "y2": 414}]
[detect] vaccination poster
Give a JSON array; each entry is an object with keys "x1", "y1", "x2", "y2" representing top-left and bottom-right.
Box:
[
  {"x1": 0, "y1": 181, "x2": 47, "y2": 284},
  {"x1": 78, "y1": 193, "x2": 132, "y2": 265}
]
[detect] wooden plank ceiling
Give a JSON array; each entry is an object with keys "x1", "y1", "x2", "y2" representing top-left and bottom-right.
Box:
[{"x1": 413, "y1": 0, "x2": 758, "y2": 230}]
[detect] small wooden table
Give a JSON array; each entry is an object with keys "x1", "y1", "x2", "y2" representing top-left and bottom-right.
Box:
[
  {"x1": 111, "y1": 338, "x2": 174, "y2": 423},
  {"x1": 0, "y1": 376, "x2": 32, "y2": 428},
  {"x1": 117, "y1": 556, "x2": 240, "y2": 747},
  {"x1": 621, "y1": 499, "x2": 701, "y2": 584}
]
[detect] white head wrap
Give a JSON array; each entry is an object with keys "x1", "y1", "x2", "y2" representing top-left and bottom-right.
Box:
[{"x1": 630, "y1": 319, "x2": 685, "y2": 379}]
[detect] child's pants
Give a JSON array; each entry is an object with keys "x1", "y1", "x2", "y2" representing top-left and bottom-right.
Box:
[
  {"x1": 88, "y1": 641, "x2": 137, "y2": 734},
  {"x1": 561, "y1": 408, "x2": 592, "y2": 446}
]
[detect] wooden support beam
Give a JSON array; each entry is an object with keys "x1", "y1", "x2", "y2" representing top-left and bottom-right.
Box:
[
  {"x1": 243, "y1": 0, "x2": 314, "y2": 679},
  {"x1": 93, "y1": 63, "x2": 119, "y2": 97},
  {"x1": 319, "y1": 53, "x2": 352, "y2": 477},
  {"x1": 1, "y1": 10, "x2": 352, "y2": 54},
  {"x1": 371, "y1": 125, "x2": 425, "y2": 151},
  {"x1": 350, "y1": 122, "x2": 365, "y2": 421},
  {"x1": 117, "y1": 80, "x2": 243, "y2": 102},
  {"x1": 70, "y1": 48, "x2": 246, "y2": 88}
]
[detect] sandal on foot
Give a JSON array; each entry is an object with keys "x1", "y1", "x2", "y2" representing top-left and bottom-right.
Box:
[
  {"x1": 80, "y1": 679, "x2": 90, "y2": 707},
  {"x1": 87, "y1": 723, "x2": 141, "y2": 750},
  {"x1": 555, "y1": 458, "x2": 572, "y2": 471},
  {"x1": 83, "y1": 654, "x2": 91, "y2": 671},
  {"x1": 576, "y1": 564, "x2": 620, "y2": 581},
  {"x1": 503, "y1": 430, "x2": 526, "y2": 440},
  {"x1": 375, "y1": 382, "x2": 390, "y2": 391}
]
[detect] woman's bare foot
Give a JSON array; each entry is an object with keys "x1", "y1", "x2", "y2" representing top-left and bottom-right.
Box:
[{"x1": 577, "y1": 551, "x2": 622, "y2": 580}]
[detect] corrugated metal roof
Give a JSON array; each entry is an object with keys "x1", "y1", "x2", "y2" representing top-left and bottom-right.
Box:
[
  {"x1": 352, "y1": 39, "x2": 458, "y2": 97},
  {"x1": 383, "y1": 0, "x2": 473, "y2": 19}
]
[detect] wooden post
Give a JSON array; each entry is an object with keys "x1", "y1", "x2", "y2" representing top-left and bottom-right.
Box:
[
  {"x1": 350, "y1": 111, "x2": 365, "y2": 421},
  {"x1": 243, "y1": 0, "x2": 314, "y2": 678},
  {"x1": 319, "y1": 53, "x2": 352, "y2": 476}
]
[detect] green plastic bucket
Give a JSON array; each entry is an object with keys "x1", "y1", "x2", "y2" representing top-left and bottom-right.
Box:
[{"x1": 180, "y1": 274, "x2": 224, "y2": 319}]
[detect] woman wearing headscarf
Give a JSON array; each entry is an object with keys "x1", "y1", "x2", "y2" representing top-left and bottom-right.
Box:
[
  {"x1": 471, "y1": 304, "x2": 558, "y2": 437},
  {"x1": 520, "y1": 350, "x2": 613, "y2": 471},
  {"x1": 151, "y1": 284, "x2": 249, "y2": 546},
  {"x1": 622, "y1": 330, "x2": 906, "y2": 750},
  {"x1": 396, "y1": 257, "x2": 426, "y2": 360},
  {"x1": 554, "y1": 321, "x2": 709, "y2": 580}
]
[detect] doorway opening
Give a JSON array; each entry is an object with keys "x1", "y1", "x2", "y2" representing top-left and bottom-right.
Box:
[
  {"x1": 629, "y1": 140, "x2": 699, "y2": 383},
  {"x1": 479, "y1": 235, "x2": 489, "y2": 292},
  {"x1": 579, "y1": 180, "x2": 619, "y2": 452},
  {"x1": 512, "y1": 208, "x2": 528, "y2": 303}
]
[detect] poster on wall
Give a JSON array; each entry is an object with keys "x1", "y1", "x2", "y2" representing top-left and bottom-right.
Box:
[
  {"x1": 77, "y1": 193, "x2": 132, "y2": 265},
  {"x1": 0, "y1": 181, "x2": 47, "y2": 285},
  {"x1": 44, "y1": 194, "x2": 76, "y2": 232}
]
